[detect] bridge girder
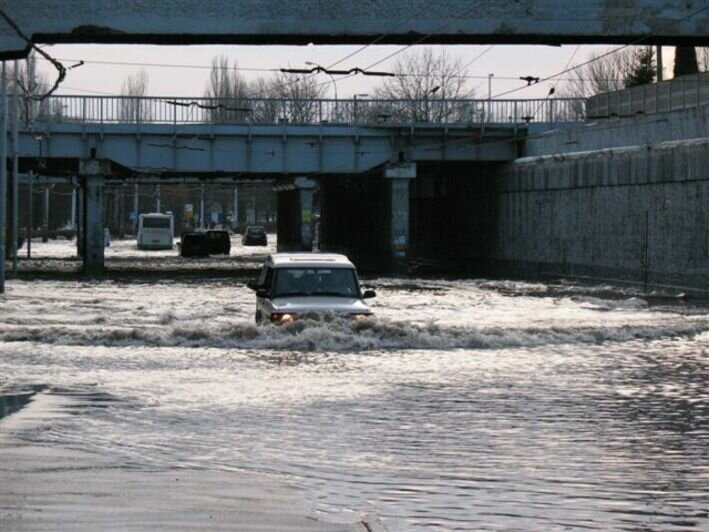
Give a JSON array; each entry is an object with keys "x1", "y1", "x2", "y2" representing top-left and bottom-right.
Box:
[{"x1": 17, "y1": 122, "x2": 522, "y2": 180}]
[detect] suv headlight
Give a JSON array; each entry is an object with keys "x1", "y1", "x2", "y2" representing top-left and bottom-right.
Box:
[{"x1": 271, "y1": 312, "x2": 297, "y2": 323}]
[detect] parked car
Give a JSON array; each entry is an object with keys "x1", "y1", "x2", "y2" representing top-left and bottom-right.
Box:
[
  {"x1": 247, "y1": 253, "x2": 376, "y2": 324},
  {"x1": 179, "y1": 232, "x2": 211, "y2": 257},
  {"x1": 242, "y1": 225, "x2": 268, "y2": 246},
  {"x1": 206, "y1": 230, "x2": 231, "y2": 255}
]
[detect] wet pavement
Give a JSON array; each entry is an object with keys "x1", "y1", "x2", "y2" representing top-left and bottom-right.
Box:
[{"x1": 1, "y1": 237, "x2": 708, "y2": 530}]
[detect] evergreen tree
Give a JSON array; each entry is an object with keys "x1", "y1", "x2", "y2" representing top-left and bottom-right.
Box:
[
  {"x1": 673, "y1": 46, "x2": 699, "y2": 77},
  {"x1": 625, "y1": 46, "x2": 655, "y2": 87}
]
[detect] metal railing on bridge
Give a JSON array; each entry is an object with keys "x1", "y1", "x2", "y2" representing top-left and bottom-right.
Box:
[{"x1": 27, "y1": 95, "x2": 587, "y2": 127}]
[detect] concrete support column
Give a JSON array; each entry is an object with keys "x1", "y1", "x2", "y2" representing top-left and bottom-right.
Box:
[
  {"x1": 76, "y1": 186, "x2": 84, "y2": 258},
  {"x1": 82, "y1": 175, "x2": 104, "y2": 276},
  {"x1": 276, "y1": 177, "x2": 316, "y2": 252},
  {"x1": 385, "y1": 163, "x2": 416, "y2": 272},
  {"x1": 296, "y1": 177, "x2": 315, "y2": 252},
  {"x1": 79, "y1": 160, "x2": 109, "y2": 276}
]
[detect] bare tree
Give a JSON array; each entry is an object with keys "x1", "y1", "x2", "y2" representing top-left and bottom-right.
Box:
[
  {"x1": 558, "y1": 47, "x2": 636, "y2": 100},
  {"x1": 246, "y1": 72, "x2": 325, "y2": 123},
  {"x1": 204, "y1": 55, "x2": 251, "y2": 123},
  {"x1": 5, "y1": 53, "x2": 63, "y2": 123},
  {"x1": 119, "y1": 70, "x2": 151, "y2": 123},
  {"x1": 371, "y1": 48, "x2": 475, "y2": 123}
]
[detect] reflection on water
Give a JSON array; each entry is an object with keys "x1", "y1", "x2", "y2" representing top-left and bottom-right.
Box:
[{"x1": 1, "y1": 240, "x2": 708, "y2": 530}]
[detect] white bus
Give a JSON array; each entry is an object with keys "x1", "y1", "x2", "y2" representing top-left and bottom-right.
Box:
[{"x1": 137, "y1": 213, "x2": 174, "y2": 250}]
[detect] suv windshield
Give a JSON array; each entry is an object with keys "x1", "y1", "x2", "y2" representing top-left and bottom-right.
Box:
[{"x1": 272, "y1": 267, "x2": 359, "y2": 298}]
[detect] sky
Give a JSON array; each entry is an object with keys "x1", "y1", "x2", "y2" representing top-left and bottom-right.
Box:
[{"x1": 28, "y1": 42, "x2": 679, "y2": 101}]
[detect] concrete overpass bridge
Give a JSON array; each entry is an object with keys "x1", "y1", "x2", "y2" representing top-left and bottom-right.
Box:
[
  {"x1": 8, "y1": 94, "x2": 584, "y2": 274},
  {"x1": 1, "y1": 1, "x2": 708, "y2": 58}
]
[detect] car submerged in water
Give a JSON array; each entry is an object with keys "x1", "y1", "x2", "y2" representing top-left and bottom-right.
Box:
[
  {"x1": 242, "y1": 225, "x2": 268, "y2": 246},
  {"x1": 247, "y1": 253, "x2": 376, "y2": 324}
]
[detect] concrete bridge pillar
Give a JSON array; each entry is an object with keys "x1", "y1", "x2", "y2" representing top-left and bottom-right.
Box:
[
  {"x1": 82, "y1": 175, "x2": 105, "y2": 276},
  {"x1": 79, "y1": 160, "x2": 108, "y2": 276},
  {"x1": 385, "y1": 163, "x2": 416, "y2": 272},
  {"x1": 276, "y1": 177, "x2": 316, "y2": 252}
]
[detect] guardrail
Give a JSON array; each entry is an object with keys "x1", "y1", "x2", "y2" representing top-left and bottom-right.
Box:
[
  {"x1": 25, "y1": 95, "x2": 587, "y2": 126},
  {"x1": 586, "y1": 72, "x2": 709, "y2": 119}
]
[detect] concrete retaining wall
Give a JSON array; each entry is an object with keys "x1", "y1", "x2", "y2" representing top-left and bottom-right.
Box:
[
  {"x1": 525, "y1": 104, "x2": 709, "y2": 156},
  {"x1": 492, "y1": 137, "x2": 709, "y2": 296}
]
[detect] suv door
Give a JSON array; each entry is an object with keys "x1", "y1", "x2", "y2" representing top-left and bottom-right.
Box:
[{"x1": 255, "y1": 266, "x2": 273, "y2": 323}]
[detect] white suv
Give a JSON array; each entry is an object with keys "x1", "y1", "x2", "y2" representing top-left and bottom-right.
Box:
[{"x1": 247, "y1": 253, "x2": 376, "y2": 324}]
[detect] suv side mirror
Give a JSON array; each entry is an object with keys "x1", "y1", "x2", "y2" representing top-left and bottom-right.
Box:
[{"x1": 362, "y1": 289, "x2": 376, "y2": 299}]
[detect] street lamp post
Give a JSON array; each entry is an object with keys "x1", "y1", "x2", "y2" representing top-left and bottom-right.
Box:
[
  {"x1": 487, "y1": 73, "x2": 494, "y2": 123},
  {"x1": 353, "y1": 93, "x2": 368, "y2": 125},
  {"x1": 306, "y1": 62, "x2": 338, "y2": 121}
]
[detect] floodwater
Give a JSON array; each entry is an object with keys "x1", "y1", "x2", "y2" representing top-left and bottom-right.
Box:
[{"x1": 1, "y1": 238, "x2": 708, "y2": 531}]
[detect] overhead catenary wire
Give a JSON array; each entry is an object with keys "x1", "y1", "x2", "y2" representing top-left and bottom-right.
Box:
[
  {"x1": 307, "y1": 4, "x2": 494, "y2": 92},
  {"x1": 490, "y1": 4, "x2": 709, "y2": 99},
  {"x1": 0, "y1": 7, "x2": 66, "y2": 100},
  {"x1": 36, "y1": 56, "x2": 709, "y2": 101}
]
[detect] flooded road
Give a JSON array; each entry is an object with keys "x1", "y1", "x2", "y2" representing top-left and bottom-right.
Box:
[{"x1": 1, "y1": 239, "x2": 708, "y2": 531}]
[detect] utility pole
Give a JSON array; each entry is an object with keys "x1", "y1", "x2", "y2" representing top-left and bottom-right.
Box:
[
  {"x1": 11, "y1": 60, "x2": 19, "y2": 274},
  {"x1": 28, "y1": 51, "x2": 35, "y2": 124},
  {"x1": 71, "y1": 184, "x2": 77, "y2": 229},
  {"x1": 155, "y1": 183, "x2": 161, "y2": 213},
  {"x1": 133, "y1": 182, "x2": 139, "y2": 234},
  {"x1": 233, "y1": 185, "x2": 239, "y2": 231},
  {"x1": 42, "y1": 184, "x2": 49, "y2": 243},
  {"x1": 199, "y1": 184, "x2": 205, "y2": 230},
  {"x1": 27, "y1": 171, "x2": 32, "y2": 258},
  {"x1": 656, "y1": 45, "x2": 663, "y2": 81},
  {"x1": 1, "y1": 62, "x2": 8, "y2": 293}
]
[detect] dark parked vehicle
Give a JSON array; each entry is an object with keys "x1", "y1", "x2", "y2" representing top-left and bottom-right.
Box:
[
  {"x1": 206, "y1": 230, "x2": 231, "y2": 255},
  {"x1": 242, "y1": 225, "x2": 268, "y2": 246},
  {"x1": 179, "y1": 232, "x2": 211, "y2": 257}
]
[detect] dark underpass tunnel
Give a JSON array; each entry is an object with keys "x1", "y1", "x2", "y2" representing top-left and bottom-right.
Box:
[
  {"x1": 309, "y1": 162, "x2": 503, "y2": 274},
  {"x1": 409, "y1": 162, "x2": 501, "y2": 275}
]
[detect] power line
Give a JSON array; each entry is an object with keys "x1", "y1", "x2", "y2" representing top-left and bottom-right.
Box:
[
  {"x1": 310, "y1": 5, "x2": 490, "y2": 91},
  {"x1": 454, "y1": 45, "x2": 495, "y2": 76},
  {"x1": 491, "y1": 5, "x2": 709, "y2": 98},
  {"x1": 325, "y1": 3, "x2": 432, "y2": 70},
  {"x1": 40, "y1": 56, "x2": 278, "y2": 74}
]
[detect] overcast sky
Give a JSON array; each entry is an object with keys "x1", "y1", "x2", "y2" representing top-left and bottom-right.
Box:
[{"x1": 30, "y1": 43, "x2": 678, "y2": 101}]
